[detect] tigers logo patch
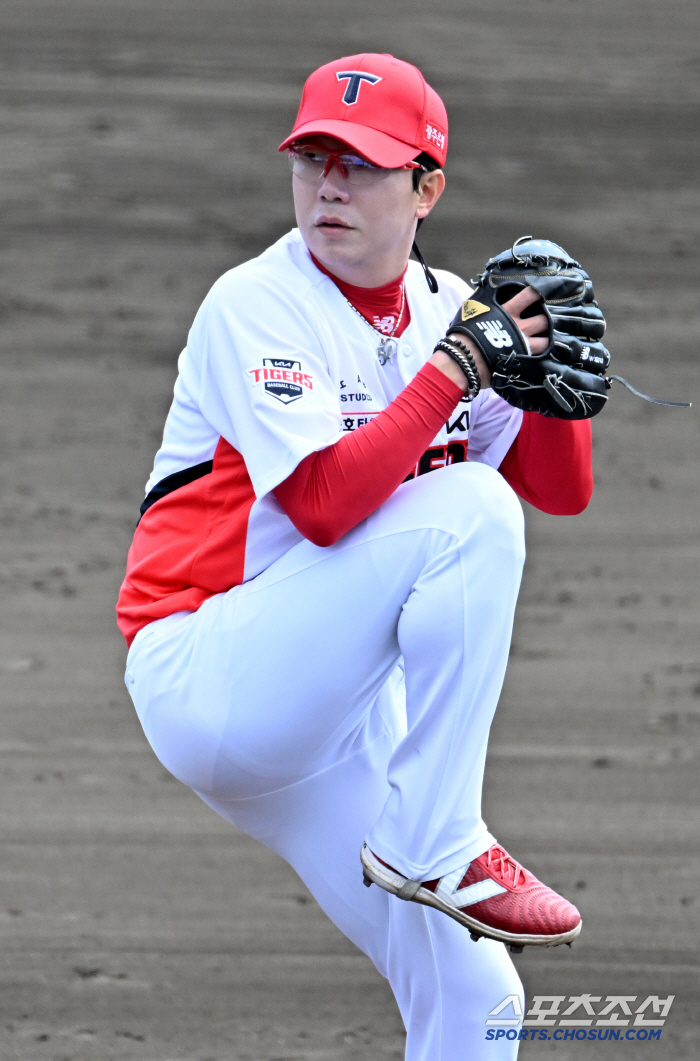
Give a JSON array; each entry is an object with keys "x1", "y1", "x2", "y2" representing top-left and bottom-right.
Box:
[{"x1": 248, "y1": 359, "x2": 314, "y2": 404}]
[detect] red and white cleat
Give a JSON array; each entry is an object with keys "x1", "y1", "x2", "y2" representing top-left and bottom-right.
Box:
[{"x1": 361, "y1": 841, "x2": 581, "y2": 949}]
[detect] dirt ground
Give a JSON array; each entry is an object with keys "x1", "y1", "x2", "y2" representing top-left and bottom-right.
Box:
[{"x1": 0, "y1": 1, "x2": 698, "y2": 1058}]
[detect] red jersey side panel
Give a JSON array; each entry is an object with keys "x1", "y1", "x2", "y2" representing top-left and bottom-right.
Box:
[{"x1": 117, "y1": 437, "x2": 256, "y2": 646}]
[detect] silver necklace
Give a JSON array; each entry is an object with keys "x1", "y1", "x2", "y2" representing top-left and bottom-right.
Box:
[{"x1": 344, "y1": 282, "x2": 406, "y2": 366}]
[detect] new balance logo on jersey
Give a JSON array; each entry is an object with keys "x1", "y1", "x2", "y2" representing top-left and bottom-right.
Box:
[
  {"x1": 373, "y1": 315, "x2": 396, "y2": 335},
  {"x1": 476, "y1": 320, "x2": 513, "y2": 349},
  {"x1": 336, "y1": 71, "x2": 382, "y2": 105},
  {"x1": 248, "y1": 359, "x2": 314, "y2": 404}
]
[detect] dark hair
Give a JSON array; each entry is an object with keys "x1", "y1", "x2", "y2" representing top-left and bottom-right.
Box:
[{"x1": 412, "y1": 151, "x2": 442, "y2": 193}]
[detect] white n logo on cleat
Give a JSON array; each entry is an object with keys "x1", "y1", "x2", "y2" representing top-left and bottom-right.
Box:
[
  {"x1": 477, "y1": 320, "x2": 513, "y2": 349},
  {"x1": 436, "y1": 865, "x2": 507, "y2": 908}
]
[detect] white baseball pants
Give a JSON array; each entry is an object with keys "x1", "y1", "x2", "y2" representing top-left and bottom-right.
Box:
[{"x1": 125, "y1": 461, "x2": 526, "y2": 1060}]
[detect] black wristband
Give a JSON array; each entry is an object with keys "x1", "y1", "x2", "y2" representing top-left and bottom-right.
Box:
[{"x1": 433, "y1": 338, "x2": 481, "y2": 400}]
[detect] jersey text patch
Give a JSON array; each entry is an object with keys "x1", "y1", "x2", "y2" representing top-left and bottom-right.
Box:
[{"x1": 403, "y1": 441, "x2": 467, "y2": 481}]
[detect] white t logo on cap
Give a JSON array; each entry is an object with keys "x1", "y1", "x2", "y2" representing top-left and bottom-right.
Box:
[{"x1": 336, "y1": 71, "x2": 382, "y2": 105}]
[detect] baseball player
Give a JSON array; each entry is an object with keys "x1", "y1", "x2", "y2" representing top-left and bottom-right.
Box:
[{"x1": 118, "y1": 54, "x2": 594, "y2": 1060}]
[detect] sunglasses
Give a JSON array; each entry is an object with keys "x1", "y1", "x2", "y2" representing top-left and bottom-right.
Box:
[{"x1": 288, "y1": 145, "x2": 428, "y2": 187}]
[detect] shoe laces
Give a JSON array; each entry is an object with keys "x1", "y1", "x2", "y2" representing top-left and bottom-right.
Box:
[{"x1": 486, "y1": 845, "x2": 523, "y2": 888}]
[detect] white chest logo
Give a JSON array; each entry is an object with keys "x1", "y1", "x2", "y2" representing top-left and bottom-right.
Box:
[{"x1": 477, "y1": 320, "x2": 513, "y2": 349}]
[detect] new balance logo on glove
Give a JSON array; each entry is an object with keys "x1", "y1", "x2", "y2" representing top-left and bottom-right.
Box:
[{"x1": 476, "y1": 320, "x2": 514, "y2": 349}]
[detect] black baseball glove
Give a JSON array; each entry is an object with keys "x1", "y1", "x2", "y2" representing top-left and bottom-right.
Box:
[{"x1": 448, "y1": 237, "x2": 610, "y2": 420}]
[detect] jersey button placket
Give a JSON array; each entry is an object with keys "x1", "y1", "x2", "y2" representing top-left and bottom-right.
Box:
[{"x1": 397, "y1": 342, "x2": 416, "y2": 386}]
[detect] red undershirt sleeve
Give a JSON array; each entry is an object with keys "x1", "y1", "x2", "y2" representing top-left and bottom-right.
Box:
[
  {"x1": 498, "y1": 412, "x2": 593, "y2": 516},
  {"x1": 273, "y1": 362, "x2": 463, "y2": 547}
]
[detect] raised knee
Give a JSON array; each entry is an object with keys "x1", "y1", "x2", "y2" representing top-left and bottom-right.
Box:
[
  {"x1": 448, "y1": 463, "x2": 525, "y2": 551},
  {"x1": 391, "y1": 462, "x2": 525, "y2": 564}
]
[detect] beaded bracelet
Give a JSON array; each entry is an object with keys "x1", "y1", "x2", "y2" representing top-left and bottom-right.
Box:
[
  {"x1": 448, "y1": 336, "x2": 484, "y2": 397},
  {"x1": 433, "y1": 338, "x2": 481, "y2": 400}
]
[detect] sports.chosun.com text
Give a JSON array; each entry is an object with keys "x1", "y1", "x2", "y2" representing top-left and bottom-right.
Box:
[
  {"x1": 485, "y1": 993, "x2": 673, "y2": 1043},
  {"x1": 486, "y1": 1028, "x2": 662, "y2": 1042}
]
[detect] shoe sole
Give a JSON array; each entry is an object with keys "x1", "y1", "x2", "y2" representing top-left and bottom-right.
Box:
[{"x1": 360, "y1": 843, "x2": 582, "y2": 949}]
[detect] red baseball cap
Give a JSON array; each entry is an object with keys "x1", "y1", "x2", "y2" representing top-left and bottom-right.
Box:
[{"x1": 278, "y1": 53, "x2": 448, "y2": 169}]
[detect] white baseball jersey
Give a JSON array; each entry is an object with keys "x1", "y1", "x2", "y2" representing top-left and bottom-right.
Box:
[{"x1": 118, "y1": 228, "x2": 522, "y2": 642}]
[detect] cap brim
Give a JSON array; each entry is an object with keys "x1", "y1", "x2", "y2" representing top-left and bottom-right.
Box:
[{"x1": 278, "y1": 119, "x2": 421, "y2": 168}]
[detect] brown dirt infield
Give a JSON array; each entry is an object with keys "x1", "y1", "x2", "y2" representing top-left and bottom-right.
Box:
[{"x1": 0, "y1": 1, "x2": 698, "y2": 1057}]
